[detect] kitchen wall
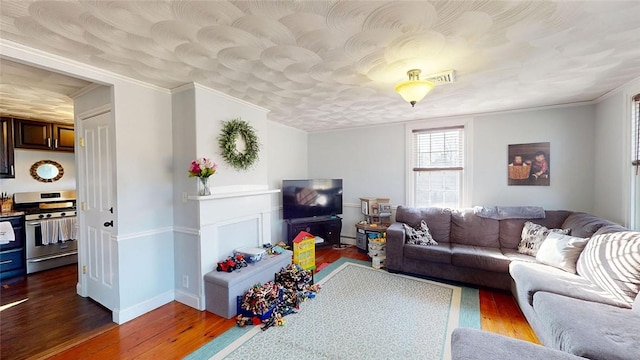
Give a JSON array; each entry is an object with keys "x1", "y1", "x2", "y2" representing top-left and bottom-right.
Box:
[
  {"x1": 0, "y1": 148, "x2": 76, "y2": 194},
  {"x1": 309, "y1": 103, "x2": 606, "y2": 240}
]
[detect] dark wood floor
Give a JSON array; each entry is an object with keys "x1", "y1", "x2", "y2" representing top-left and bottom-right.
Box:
[
  {"x1": 0, "y1": 265, "x2": 115, "y2": 360},
  {"x1": 0, "y1": 246, "x2": 538, "y2": 359}
]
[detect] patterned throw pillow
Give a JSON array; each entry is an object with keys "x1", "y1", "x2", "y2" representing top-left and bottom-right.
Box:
[
  {"x1": 576, "y1": 231, "x2": 640, "y2": 306},
  {"x1": 517, "y1": 221, "x2": 570, "y2": 256},
  {"x1": 404, "y1": 220, "x2": 438, "y2": 246}
]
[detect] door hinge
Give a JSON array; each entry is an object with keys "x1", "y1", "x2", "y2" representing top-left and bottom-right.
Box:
[
  {"x1": 80, "y1": 202, "x2": 86, "y2": 211},
  {"x1": 79, "y1": 137, "x2": 85, "y2": 147},
  {"x1": 82, "y1": 265, "x2": 87, "y2": 274}
]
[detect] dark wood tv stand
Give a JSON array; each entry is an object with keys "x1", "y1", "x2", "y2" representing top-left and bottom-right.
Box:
[{"x1": 285, "y1": 216, "x2": 342, "y2": 248}]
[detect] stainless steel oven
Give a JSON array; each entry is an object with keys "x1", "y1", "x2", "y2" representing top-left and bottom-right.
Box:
[{"x1": 14, "y1": 190, "x2": 78, "y2": 274}]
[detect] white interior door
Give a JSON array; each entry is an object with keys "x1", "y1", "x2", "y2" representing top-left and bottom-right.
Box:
[{"x1": 77, "y1": 109, "x2": 118, "y2": 310}]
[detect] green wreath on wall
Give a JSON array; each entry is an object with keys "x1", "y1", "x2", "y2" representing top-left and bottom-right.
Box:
[{"x1": 218, "y1": 118, "x2": 260, "y2": 170}]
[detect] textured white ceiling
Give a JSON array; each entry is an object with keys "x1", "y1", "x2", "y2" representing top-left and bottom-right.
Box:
[
  {"x1": 1, "y1": 1, "x2": 640, "y2": 131},
  {"x1": 0, "y1": 59, "x2": 90, "y2": 123}
]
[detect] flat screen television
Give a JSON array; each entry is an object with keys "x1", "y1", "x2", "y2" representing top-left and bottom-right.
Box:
[{"x1": 282, "y1": 179, "x2": 343, "y2": 220}]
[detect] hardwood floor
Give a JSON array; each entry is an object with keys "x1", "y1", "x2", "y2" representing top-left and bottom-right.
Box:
[
  {"x1": 0, "y1": 265, "x2": 115, "y2": 360},
  {"x1": 0, "y1": 246, "x2": 537, "y2": 359}
]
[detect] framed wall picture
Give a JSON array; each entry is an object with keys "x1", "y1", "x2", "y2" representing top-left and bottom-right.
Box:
[{"x1": 508, "y1": 142, "x2": 550, "y2": 186}]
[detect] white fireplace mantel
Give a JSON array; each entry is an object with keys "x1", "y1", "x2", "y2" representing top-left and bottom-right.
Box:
[
  {"x1": 187, "y1": 184, "x2": 281, "y2": 310},
  {"x1": 187, "y1": 188, "x2": 280, "y2": 201}
]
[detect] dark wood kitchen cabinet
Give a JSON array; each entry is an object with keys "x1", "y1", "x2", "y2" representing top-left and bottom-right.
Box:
[
  {"x1": 14, "y1": 118, "x2": 74, "y2": 152},
  {"x1": 1, "y1": 117, "x2": 15, "y2": 178}
]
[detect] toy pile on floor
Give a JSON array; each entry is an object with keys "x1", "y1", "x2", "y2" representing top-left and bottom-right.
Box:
[{"x1": 236, "y1": 263, "x2": 320, "y2": 331}]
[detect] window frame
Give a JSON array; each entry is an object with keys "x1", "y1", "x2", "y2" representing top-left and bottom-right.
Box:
[
  {"x1": 405, "y1": 118, "x2": 473, "y2": 208},
  {"x1": 630, "y1": 93, "x2": 640, "y2": 230}
]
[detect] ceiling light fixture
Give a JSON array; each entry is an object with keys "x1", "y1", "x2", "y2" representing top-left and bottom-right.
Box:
[{"x1": 395, "y1": 69, "x2": 435, "y2": 107}]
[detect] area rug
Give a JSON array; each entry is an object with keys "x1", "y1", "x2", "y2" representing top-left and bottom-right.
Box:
[{"x1": 185, "y1": 258, "x2": 480, "y2": 360}]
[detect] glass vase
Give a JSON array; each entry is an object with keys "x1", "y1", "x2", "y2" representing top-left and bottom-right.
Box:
[{"x1": 199, "y1": 177, "x2": 211, "y2": 196}]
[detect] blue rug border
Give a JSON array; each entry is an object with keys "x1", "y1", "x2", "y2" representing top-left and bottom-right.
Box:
[{"x1": 184, "y1": 257, "x2": 481, "y2": 360}]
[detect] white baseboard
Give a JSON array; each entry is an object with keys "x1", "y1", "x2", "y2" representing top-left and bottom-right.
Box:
[
  {"x1": 112, "y1": 290, "x2": 175, "y2": 324},
  {"x1": 340, "y1": 236, "x2": 356, "y2": 246},
  {"x1": 175, "y1": 289, "x2": 201, "y2": 310}
]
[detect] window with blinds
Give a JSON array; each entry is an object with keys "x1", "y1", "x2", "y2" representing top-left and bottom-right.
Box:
[{"x1": 411, "y1": 126, "x2": 464, "y2": 208}]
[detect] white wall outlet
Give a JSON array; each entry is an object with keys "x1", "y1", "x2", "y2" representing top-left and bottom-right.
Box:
[
  {"x1": 182, "y1": 192, "x2": 188, "y2": 203},
  {"x1": 182, "y1": 275, "x2": 189, "y2": 288}
]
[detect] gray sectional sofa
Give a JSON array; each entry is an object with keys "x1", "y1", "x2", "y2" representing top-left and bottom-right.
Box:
[
  {"x1": 451, "y1": 328, "x2": 587, "y2": 360},
  {"x1": 386, "y1": 206, "x2": 602, "y2": 290},
  {"x1": 387, "y1": 206, "x2": 640, "y2": 359}
]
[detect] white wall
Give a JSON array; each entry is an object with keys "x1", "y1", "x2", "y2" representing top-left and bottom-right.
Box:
[
  {"x1": 472, "y1": 105, "x2": 596, "y2": 211},
  {"x1": 594, "y1": 77, "x2": 640, "y2": 226},
  {"x1": 266, "y1": 120, "x2": 309, "y2": 244},
  {"x1": 111, "y1": 81, "x2": 174, "y2": 316},
  {"x1": 194, "y1": 84, "x2": 269, "y2": 189},
  {"x1": 308, "y1": 104, "x2": 600, "y2": 239},
  {"x1": 0, "y1": 149, "x2": 76, "y2": 194},
  {"x1": 308, "y1": 123, "x2": 405, "y2": 240}
]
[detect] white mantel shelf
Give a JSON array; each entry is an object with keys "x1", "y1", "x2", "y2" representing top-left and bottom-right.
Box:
[{"x1": 187, "y1": 189, "x2": 280, "y2": 201}]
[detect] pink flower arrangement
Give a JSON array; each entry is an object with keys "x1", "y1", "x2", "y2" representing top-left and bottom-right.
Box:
[{"x1": 188, "y1": 157, "x2": 217, "y2": 178}]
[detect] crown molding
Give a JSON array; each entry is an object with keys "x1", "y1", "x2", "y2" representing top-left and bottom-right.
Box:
[
  {"x1": 170, "y1": 82, "x2": 270, "y2": 113},
  {"x1": 595, "y1": 75, "x2": 640, "y2": 103},
  {"x1": 69, "y1": 83, "x2": 104, "y2": 99},
  {"x1": 194, "y1": 82, "x2": 270, "y2": 113}
]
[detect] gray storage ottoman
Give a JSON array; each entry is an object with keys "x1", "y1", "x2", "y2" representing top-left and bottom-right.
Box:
[{"x1": 204, "y1": 250, "x2": 293, "y2": 318}]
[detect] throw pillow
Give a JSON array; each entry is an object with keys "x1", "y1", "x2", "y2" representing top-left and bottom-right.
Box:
[
  {"x1": 535, "y1": 232, "x2": 590, "y2": 273},
  {"x1": 517, "y1": 221, "x2": 570, "y2": 256},
  {"x1": 576, "y1": 231, "x2": 640, "y2": 306},
  {"x1": 404, "y1": 220, "x2": 438, "y2": 246}
]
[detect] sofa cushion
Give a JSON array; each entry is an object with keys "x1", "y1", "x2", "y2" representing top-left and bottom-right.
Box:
[
  {"x1": 403, "y1": 220, "x2": 437, "y2": 246},
  {"x1": 535, "y1": 232, "x2": 589, "y2": 273},
  {"x1": 395, "y1": 206, "x2": 452, "y2": 243},
  {"x1": 404, "y1": 243, "x2": 451, "y2": 264},
  {"x1": 499, "y1": 210, "x2": 571, "y2": 249},
  {"x1": 576, "y1": 231, "x2": 640, "y2": 306},
  {"x1": 451, "y1": 244, "x2": 510, "y2": 272},
  {"x1": 594, "y1": 223, "x2": 629, "y2": 235},
  {"x1": 450, "y1": 209, "x2": 500, "y2": 247},
  {"x1": 533, "y1": 292, "x2": 640, "y2": 360},
  {"x1": 451, "y1": 328, "x2": 588, "y2": 360},
  {"x1": 517, "y1": 221, "x2": 570, "y2": 256},
  {"x1": 561, "y1": 212, "x2": 619, "y2": 238},
  {"x1": 501, "y1": 248, "x2": 537, "y2": 263},
  {"x1": 509, "y1": 261, "x2": 629, "y2": 308}
]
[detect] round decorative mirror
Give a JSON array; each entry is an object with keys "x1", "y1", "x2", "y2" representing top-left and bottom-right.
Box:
[{"x1": 30, "y1": 160, "x2": 64, "y2": 182}]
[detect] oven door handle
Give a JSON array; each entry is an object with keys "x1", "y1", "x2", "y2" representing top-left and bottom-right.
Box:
[{"x1": 27, "y1": 222, "x2": 42, "y2": 226}]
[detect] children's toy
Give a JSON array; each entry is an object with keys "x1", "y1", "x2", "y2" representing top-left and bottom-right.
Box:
[
  {"x1": 234, "y1": 264, "x2": 320, "y2": 330},
  {"x1": 216, "y1": 256, "x2": 244, "y2": 272},
  {"x1": 234, "y1": 247, "x2": 266, "y2": 263},
  {"x1": 234, "y1": 254, "x2": 248, "y2": 268}
]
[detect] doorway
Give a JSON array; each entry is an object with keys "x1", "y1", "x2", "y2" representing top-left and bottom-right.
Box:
[{"x1": 0, "y1": 60, "x2": 119, "y2": 357}]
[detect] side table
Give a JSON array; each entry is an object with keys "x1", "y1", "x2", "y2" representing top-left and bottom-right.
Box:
[{"x1": 355, "y1": 223, "x2": 388, "y2": 253}]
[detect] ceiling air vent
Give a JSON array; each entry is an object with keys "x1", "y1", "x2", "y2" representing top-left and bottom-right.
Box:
[{"x1": 425, "y1": 70, "x2": 456, "y2": 86}]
